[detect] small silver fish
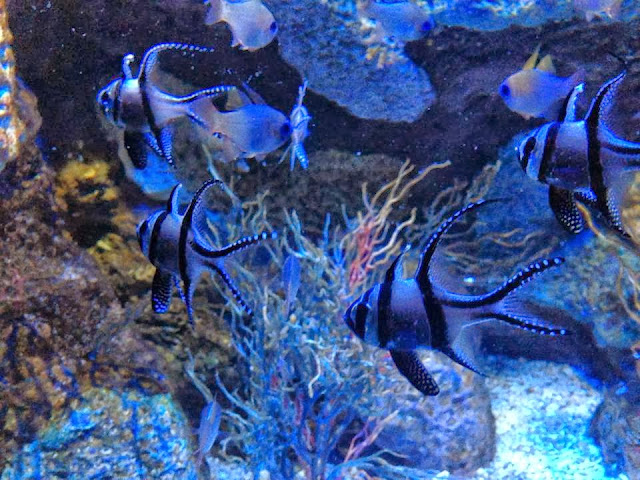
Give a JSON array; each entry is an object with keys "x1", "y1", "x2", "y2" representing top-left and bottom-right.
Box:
[
  {"x1": 499, "y1": 46, "x2": 584, "y2": 121},
  {"x1": 282, "y1": 81, "x2": 311, "y2": 171},
  {"x1": 206, "y1": 84, "x2": 292, "y2": 165},
  {"x1": 204, "y1": 0, "x2": 277, "y2": 51},
  {"x1": 357, "y1": 0, "x2": 435, "y2": 44},
  {"x1": 344, "y1": 200, "x2": 568, "y2": 396},
  {"x1": 97, "y1": 42, "x2": 233, "y2": 168},
  {"x1": 282, "y1": 255, "x2": 301, "y2": 315},
  {"x1": 195, "y1": 399, "x2": 222, "y2": 467},
  {"x1": 517, "y1": 72, "x2": 640, "y2": 237},
  {"x1": 573, "y1": 0, "x2": 622, "y2": 21},
  {"x1": 136, "y1": 179, "x2": 276, "y2": 325}
]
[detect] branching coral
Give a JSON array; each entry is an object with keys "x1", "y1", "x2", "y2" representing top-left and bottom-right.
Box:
[{"x1": 193, "y1": 161, "x2": 461, "y2": 480}]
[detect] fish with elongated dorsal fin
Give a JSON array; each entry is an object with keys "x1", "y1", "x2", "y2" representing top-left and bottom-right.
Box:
[
  {"x1": 280, "y1": 81, "x2": 311, "y2": 171},
  {"x1": 136, "y1": 179, "x2": 276, "y2": 325},
  {"x1": 344, "y1": 200, "x2": 569, "y2": 396},
  {"x1": 517, "y1": 72, "x2": 640, "y2": 237},
  {"x1": 97, "y1": 42, "x2": 235, "y2": 169},
  {"x1": 499, "y1": 45, "x2": 584, "y2": 121}
]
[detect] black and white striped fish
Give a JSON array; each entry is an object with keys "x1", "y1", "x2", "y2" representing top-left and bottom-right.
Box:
[
  {"x1": 136, "y1": 179, "x2": 275, "y2": 325},
  {"x1": 517, "y1": 72, "x2": 640, "y2": 236},
  {"x1": 97, "y1": 42, "x2": 233, "y2": 169},
  {"x1": 344, "y1": 200, "x2": 569, "y2": 396}
]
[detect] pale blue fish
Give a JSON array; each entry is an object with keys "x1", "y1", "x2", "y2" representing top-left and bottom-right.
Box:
[
  {"x1": 204, "y1": 0, "x2": 277, "y2": 51},
  {"x1": 499, "y1": 45, "x2": 584, "y2": 121},
  {"x1": 357, "y1": 0, "x2": 435, "y2": 44},
  {"x1": 281, "y1": 81, "x2": 311, "y2": 171},
  {"x1": 195, "y1": 399, "x2": 222, "y2": 467},
  {"x1": 205, "y1": 84, "x2": 292, "y2": 164},
  {"x1": 282, "y1": 254, "x2": 301, "y2": 315}
]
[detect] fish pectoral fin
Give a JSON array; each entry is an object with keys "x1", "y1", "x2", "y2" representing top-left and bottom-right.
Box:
[
  {"x1": 548, "y1": 185, "x2": 585, "y2": 234},
  {"x1": 124, "y1": 131, "x2": 149, "y2": 169},
  {"x1": 151, "y1": 270, "x2": 174, "y2": 313},
  {"x1": 537, "y1": 54, "x2": 555, "y2": 74},
  {"x1": 389, "y1": 350, "x2": 439, "y2": 396}
]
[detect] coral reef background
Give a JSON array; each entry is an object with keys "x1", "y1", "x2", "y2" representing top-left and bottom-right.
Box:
[{"x1": 1, "y1": 0, "x2": 640, "y2": 479}]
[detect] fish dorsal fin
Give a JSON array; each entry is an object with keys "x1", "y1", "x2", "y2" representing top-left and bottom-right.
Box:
[
  {"x1": 558, "y1": 83, "x2": 584, "y2": 123},
  {"x1": 586, "y1": 71, "x2": 626, "y2": 131},
  {"x1": 225, "y1": 88, "x2": 252, "y2": 110},
  {"x1": 415, "y1": 200, "x2": 496, "y2": 289},
  {"x1": 167, "y1": 183, "x2": 183, "y2": 215},
  {"x1": 537, "y1": 54, "x2": 555, "y2": 74},
  {"x1": 523, "y1": 44, "x2": 541, "y2": 70},
  {"x1": 385, "y1": 246, "x2": 409, "y2": 284},
  {"x1": 241, "y1": 82, "x2": 267, "y2": 105},
  {"x1": 138, "y1": 43, "x2": 216, "y2": 87},
  {"x1": 182, "y1": 179, "x2": 223, "y2": 251}
]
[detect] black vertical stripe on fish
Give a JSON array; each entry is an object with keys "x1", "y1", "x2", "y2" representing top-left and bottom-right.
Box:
[
  {"x1": 557, "y1": 89, "x2": 573, "y2": 123},
  {"x1": 112, "y1": 79, "x2": 123, "y2": 124},
  {"x1": 539, "y1": 122, "x2": 559, "y2": 183},
  {"x1": 354, "y1": 304, "x2": 367, "y2": 339},
  {"x1": 178, "y1": 180, "x2": 219, "y2": 288},
  {"x1": 586, "y1": 76, "x2": 616, "y2": 225},
  {"x1": 377, "y1": 283, "x2": 392, "y2": 348},
  {"x1": 148, "y1": 211, "x2": 168, "y2": 266}
]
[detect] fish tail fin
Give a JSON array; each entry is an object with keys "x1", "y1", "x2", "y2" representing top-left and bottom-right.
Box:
[
  {"x1": 205, "y1": 0, "x2": 225, "y2": 25},
  {"x1": 486, "y1": 297, "x2": 570, "y2": 337}
]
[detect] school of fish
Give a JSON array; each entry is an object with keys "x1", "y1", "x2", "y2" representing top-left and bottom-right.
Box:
[{"x1": 91, "y1": 0, "x2": 639, "y2": 464}]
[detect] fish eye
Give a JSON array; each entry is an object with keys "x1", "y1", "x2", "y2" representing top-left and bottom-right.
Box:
[
  {"x1": 269, "y1": 21, "x2": 278, "y2": 34},
  {"x1": 499, "y1": 84, "x2": 510, "y2": 97},
  {"x1": 280, "y1": 122, "x2": 292, "y2": 139},
  {"x1": 421, "y1": 20, "x2": 433, "y2": 32}
]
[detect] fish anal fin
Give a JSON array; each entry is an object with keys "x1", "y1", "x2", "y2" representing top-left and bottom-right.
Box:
[
  {"x1": 442, "y1": 343, "x2": 484, "y2": 376},
  {"x1": 389, "y1": 350, "x2": 439, "y2": 396},
  {"x1": 604, "y1": 187, "x2": 628, "y2": 236},
  {"x1": 523, "y1": 44, "x2": 541, "y2": 70},
  {"x1": 549, "y1": 185, "x2": 585, "y2": 234},
  {"x1": 152, "y1": 270, "x2": 174, "y2": 313},
  {"x1": 537, "y1": 54, "x2": 555, "y2": 74}
]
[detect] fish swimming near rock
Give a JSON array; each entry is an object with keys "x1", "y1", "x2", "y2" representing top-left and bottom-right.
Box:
[
  {"x1": 518, "y1": 72, "x2": 640, "y2": 237},
  {"x1": 499, "y1": 45, "x2": 584, "y2": 121},
  {"x1": 204, "y1": 0, "x2": 277, "y2": 51},
  {"x1": 97, "y1": 42, "x2": 234, "y2": 169},
  {"x1": 573, "y1": 0, "x2": 622, "y2": 21},
  {"x1": 136, "y1": 179, "x2": 276, "y2": 325},
  {"x1": 207, "y1": 84, "x2": 292, "y2": 166},
  {"x1": 281, "y1": 81, "x2": 311, "y2": 171},
  {"x1": 344, "y1": 200, "x2": 569, "y2": 396},
  {"x1": 357, "y1": 0, "x2": 435, "y2": 44}
]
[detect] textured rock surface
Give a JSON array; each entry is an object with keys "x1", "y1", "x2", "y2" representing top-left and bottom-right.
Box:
[
  {"x1": 1, "y1": 388, "x2": 197, "y2": 480},
  {"x1": 591, "y1": 390, "x2": 640, "y2": 480},
  {"x1": 271, "y1": 0, "x2": 434, "y2": 122},
  {"x1": 373, "y1": 351, "x2": 495, "y2": 474}
]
